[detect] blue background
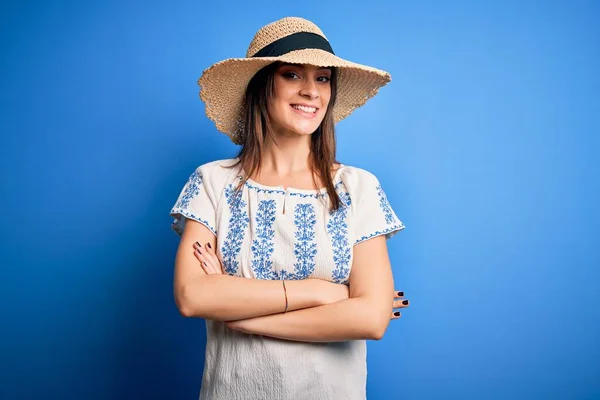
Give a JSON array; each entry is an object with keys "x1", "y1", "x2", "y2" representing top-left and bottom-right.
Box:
[{"x1": 1, "y1": 1, "x2": 599, "y2": 399}]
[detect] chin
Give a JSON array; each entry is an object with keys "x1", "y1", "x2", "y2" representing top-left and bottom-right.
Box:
[
  {"x1": 289, "y1": 120, "x2": 324, "y2": 136},
  {"x1": 291, "y1": 127, "x2": 320, "y2": 137},
  {"x1": 296, "y1": 124, "x2": 320, "y2": 134},
  {"x1": 275, "y1": 121, "x2": 322, "y2": 138}
]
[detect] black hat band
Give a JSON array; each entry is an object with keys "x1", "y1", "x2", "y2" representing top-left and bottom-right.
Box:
[{"x1": 251, "y1": 32, "x2": 335, "y2": 58}]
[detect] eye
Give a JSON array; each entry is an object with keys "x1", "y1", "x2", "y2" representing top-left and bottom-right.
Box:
[
  {"x1": 317, "y1": 76, "x2": 331, "y2": 83},
  {"x1": 282, "y1": 71, "x2": 300, "y2": 80}
]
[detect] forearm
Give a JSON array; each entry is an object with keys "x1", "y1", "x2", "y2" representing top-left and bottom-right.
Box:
[
  {"x1": 229, "y1": 296, "x2": 390, "y2": 342},
  {"x1": 177, "y1": 275, "x2": 331, "y2": 321}
]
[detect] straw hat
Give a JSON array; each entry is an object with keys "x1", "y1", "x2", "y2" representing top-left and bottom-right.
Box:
[{"x1": 197, "y1": 16, "x2": 391, "y2": 144}]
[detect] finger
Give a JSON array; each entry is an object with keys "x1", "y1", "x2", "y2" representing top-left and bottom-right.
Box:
[
  {"x1": 193, "y1": 242, "x2": 219, "y2": 274},
  {"x1": 204, "y1": 241, "x2": 215, "y2": 255},
  {"x1": 193, "y1": 248, "x2": 203, "y2": 263},
  {"x1": 203, "y1": 242, "x2": 223, "y2": 274},
  {"x1": 193, "y1": 248, "x2": 214, "y2": 274},
  {"x1": 393, "y1": 299, "x2": 410, "y2": 308},
  {"x1": 391, "y1": 311, "x2": 402, "y2": 320},
  {"x1": 194, "y1": 242, "x2": 219, "y2": 274},
  {"x1": 193, "y1": 241, "x2": 218, "y2": 271},
  {"x1": 194, "y1": 250, "x2": 211, "y2": 274},
  {"x1": 204, "y1": 241, "x2": 225, "y2": 274},
  {"x1": 393, "y1": 290, "x2": 405, "y2": 299}
]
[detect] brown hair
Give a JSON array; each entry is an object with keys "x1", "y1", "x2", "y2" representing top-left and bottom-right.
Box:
[{"x1": 229, "y1": 62, "x2": 342, "y2": 211}]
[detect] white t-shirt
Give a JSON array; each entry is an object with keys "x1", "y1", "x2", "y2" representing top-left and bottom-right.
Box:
[{"x1": 170, "y1": 158, "x2": 405, "y2": 400}]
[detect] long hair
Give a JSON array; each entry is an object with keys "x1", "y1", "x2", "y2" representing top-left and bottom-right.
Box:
[{"x1": 229, "y1": 62, "x2": 342, "y2": 211}]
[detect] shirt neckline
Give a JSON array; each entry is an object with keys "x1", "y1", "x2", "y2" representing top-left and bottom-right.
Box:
[{"x1": 240, "y1": 163, "x2": 346, "y2": 195}]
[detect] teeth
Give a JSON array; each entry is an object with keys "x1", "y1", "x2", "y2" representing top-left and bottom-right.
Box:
[{"x1": 292, "y1": 105, "x2": 316, "y2": 113}]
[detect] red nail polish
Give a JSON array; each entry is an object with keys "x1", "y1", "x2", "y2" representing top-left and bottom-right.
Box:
[{"x1": 207, "y1": 243, "x2": 212, "y2": 249}]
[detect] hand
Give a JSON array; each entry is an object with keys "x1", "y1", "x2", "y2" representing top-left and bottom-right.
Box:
[
  {"x1": 226, "y1": 320, "x2": 240, "y2": 331},
  {"x1": 391, "y1": 290, "x2": 409, "y2": 320},
  {"x1": 225, "y1": 319, "x2": 253, "y2": 333},
  {"x1": 193, "y1": 241, "x2": 224, "y2": 275}
]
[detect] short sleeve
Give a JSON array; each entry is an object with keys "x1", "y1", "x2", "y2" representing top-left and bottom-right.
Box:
[
  {"x1": 352, "y1": 172, "x2": 405, "y2": 245},
  {"x1": 169, "y1": 165, "x2": 218, "y2": 237}
]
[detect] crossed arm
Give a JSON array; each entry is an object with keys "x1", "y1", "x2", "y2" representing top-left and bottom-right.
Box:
[{"x1": 173, "y1": 219, "x2": 408, "y2": 342}]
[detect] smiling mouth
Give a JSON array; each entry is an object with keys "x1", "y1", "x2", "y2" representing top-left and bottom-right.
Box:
[{"x1": 291, "y1": 104, "x2": 318, "y2": 114}]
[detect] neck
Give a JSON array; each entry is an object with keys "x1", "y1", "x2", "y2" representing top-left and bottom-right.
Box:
[{"x1": 260, "y1": 132, "x2": 312, "y2": 177}]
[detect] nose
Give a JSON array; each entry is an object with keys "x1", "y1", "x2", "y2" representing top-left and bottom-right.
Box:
[{"x1": 299, "y1": 78, "x2": 319, "y2": 99}]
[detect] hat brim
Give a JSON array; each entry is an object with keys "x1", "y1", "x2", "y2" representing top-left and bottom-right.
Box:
[{"x1": 197, "y1": 48, "x2": 391, "y2": 144}]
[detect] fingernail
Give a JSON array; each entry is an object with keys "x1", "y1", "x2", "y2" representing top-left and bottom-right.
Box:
[
  {"x1": 203, "y1": 261, "x2": 207, "y2": 266},
  {"x1": 397, "y1": 291, "x2": 404, "y2": 297},
  {"x1": 195, "y1": 241, "x2": 201, "y2": 247},
  {"x1": 402, "y1": 300, "x2": 409, "y2": 305},
  {"x1": 207, "y1": 243, "x2": 212, "y2": 249},
  {"x1": 394, "y1": 312, "x2": 401, "y2": 317}
]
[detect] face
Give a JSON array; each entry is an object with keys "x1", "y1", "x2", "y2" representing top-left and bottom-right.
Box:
[{"x1": 267, "y1": 63, "x2": 332, "y2": 138}]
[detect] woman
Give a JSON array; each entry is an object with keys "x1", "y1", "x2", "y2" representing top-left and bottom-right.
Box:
[{"x1": 170, "y1": 17, "x2": 409, "y2": 400}]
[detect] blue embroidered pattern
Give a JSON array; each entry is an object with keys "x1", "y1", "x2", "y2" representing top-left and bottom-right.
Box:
[
  {"x1": 291, "y1": 203, "x2": 317, "y2": 280},
  {"x1": 354, "y1": 223, "x2": 405, "y2": 245},
  {"x1": 171, "y1": 169, "x2": 218, "y2": 235},
  {"x1": 175, "y1": 170, "x2": 202, "y2": 209},
  {"x1": 244, "y1": 180, "x2": 345, "y2": 199},
  {"x1": 244, "y1": 181, "x2": 286, "y2": 196},
  {"x1": 221, "y1": 185, "x2": 249, "y2": 276},
  {"x1": 377, "y1": 184, "x2": 396, "y2": 224},
  {"x1": 276, "y1": 269, "x2": 297, "y2": 281},
  {"x1": 328, "y1": 192, "x2": 352, "y2": 284},
  {"x1": 251, "y1": 200, "x2": 277, "y2": 280},
  {"x1": 171, "y1": 211, "x2": 216, "y2": 236},
  {"x1": 352, "y1": 183, "x2": 404, "y2": 244}
]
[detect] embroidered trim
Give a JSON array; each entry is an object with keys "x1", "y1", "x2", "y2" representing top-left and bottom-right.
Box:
[
  {"x1": 354, "y1": 223, "x2": 406, "y2": 245},
  {"x1": 244, "y1": 182, "x2": 286, "y2": 195},
  {"x1": 170, "y1": 209, "x2": 217, "y2": 236},
  {"x1": 376, "y1": 184, "x2": 396, "y2": 225},
  {"x1": 242, "y1": 176, "x2": 344, "y2": 199}
]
